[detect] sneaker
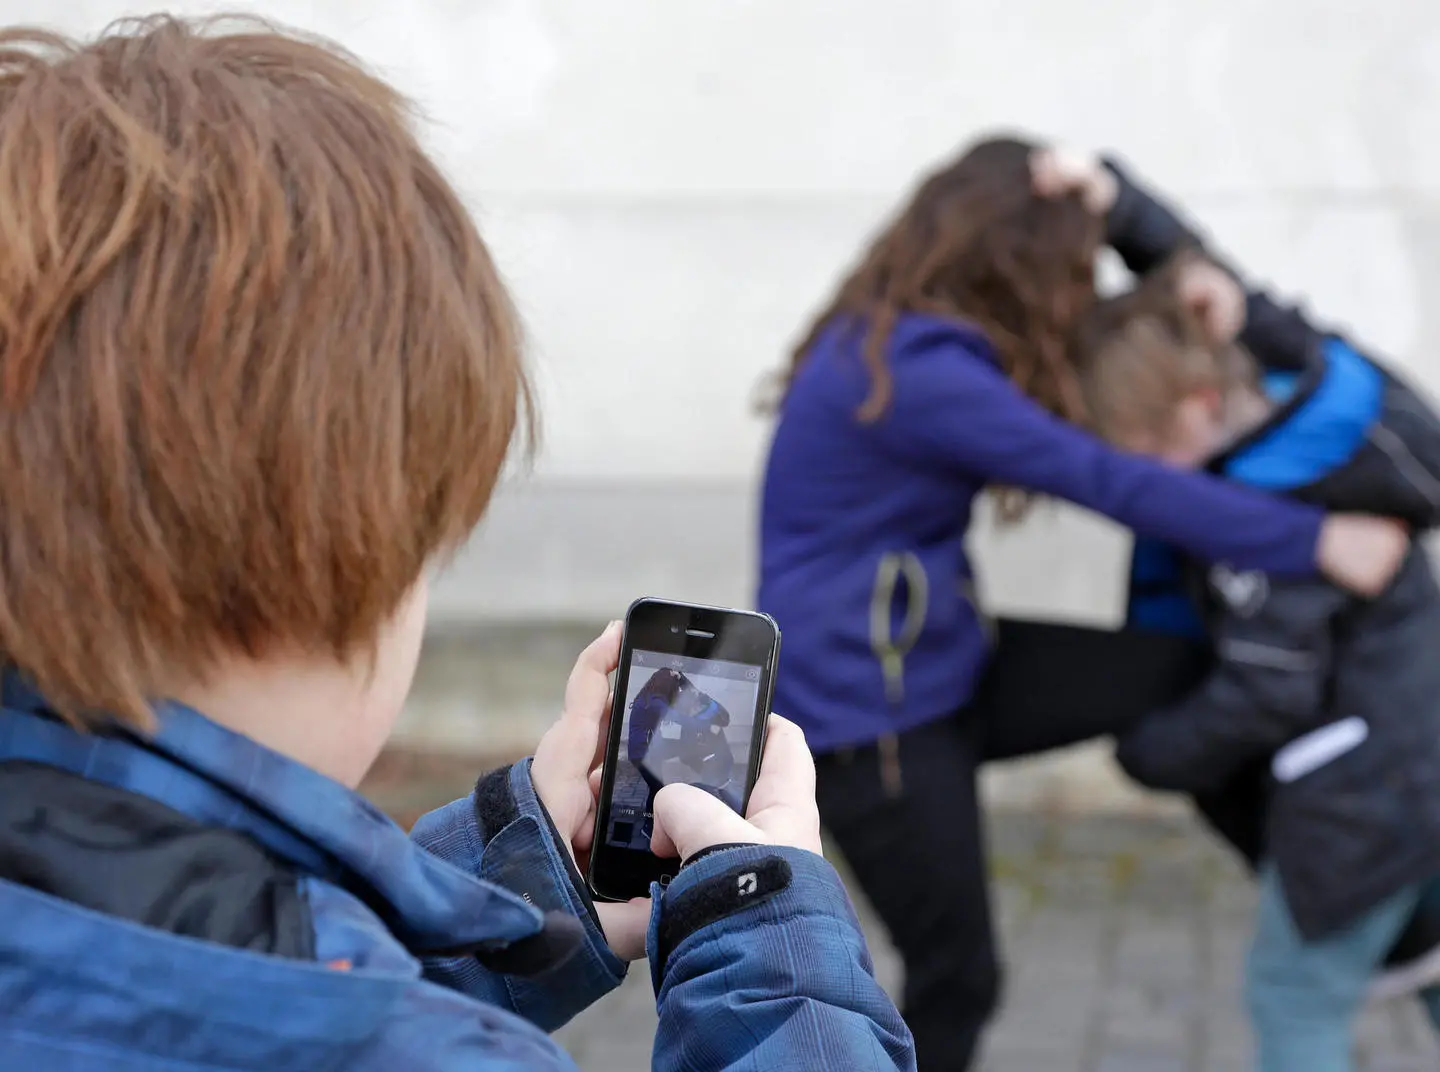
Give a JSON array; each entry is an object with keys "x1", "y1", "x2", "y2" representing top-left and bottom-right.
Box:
[{"x1": 1372, "y1": 899, "x2": 1440, "y2": 1003}]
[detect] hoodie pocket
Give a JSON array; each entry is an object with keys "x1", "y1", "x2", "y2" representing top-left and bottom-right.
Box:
[{"x1": 869, "y1": 551, "x2": 929, "y2": 706}]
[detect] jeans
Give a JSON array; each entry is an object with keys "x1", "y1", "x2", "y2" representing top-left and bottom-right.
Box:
[{"x1": 1247, "y1": 865, "x2": 1440, "y2": 1071}]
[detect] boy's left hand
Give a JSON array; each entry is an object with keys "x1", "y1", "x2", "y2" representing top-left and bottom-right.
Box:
[
  {"x1": 531, "y1": 621, "x2": 651, "y2": 961},
  {"x1": 1176, "y1": 257, "x2": 1246, "y2": 344}
]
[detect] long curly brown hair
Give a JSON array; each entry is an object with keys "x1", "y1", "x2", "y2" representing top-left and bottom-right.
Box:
[{"x1": 775, "y1": 135, "x2": 1102, "y2": 518}]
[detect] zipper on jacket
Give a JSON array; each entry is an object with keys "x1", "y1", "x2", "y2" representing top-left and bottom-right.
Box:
[{"x1": 869, "y1": 551, "x2": 929, "y2": 706}]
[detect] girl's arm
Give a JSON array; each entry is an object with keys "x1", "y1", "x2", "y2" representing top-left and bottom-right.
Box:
[{"x1": 875, "y1": 326, "x2": 1321, "y2": 576}]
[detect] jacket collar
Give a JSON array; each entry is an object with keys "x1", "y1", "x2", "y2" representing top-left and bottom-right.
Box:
[
  {"x1": 0, "y1": 673, "x2": 542, "y2": 952},
  {"x1": 1211, "y1": 336, "x2": 1383, "y2": 491}
]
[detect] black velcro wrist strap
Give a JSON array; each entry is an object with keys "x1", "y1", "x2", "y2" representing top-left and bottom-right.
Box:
[
  {"x1": 656, "y1": 856, "x2": 792, "y2": 980},
  {"x1": 473, "y1": 765, "x2": 521, "y2": 843}
]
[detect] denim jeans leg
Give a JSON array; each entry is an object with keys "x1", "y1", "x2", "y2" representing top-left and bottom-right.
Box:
[{"x1": 1246, "y1": 864, "x2": 1420, "y2": 1072}]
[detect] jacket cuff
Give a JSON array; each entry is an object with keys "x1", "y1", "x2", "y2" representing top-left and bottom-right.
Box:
[
  {"x1": 412, "y1": 761, "x2": 627, "y2": 1029},
  {"x1": 679, "y1": 841, "x2": 757, "y2": 870},
  {"x1": 1101, "y1": 156, "x2": 1144, "y2": 248},
  {"x1": 1101, "y1": 155, "x2": 1200, "y2": 275},
  {"x1": 646, "y1": 844, "x2": 860, "y2": 991}
]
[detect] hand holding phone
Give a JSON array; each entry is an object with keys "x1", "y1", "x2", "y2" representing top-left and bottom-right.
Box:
[
  {"x1": 648, "y1": 714, "x2": 822, "y2": 862},
  {"x1": 530, "y1": 621, "x2": 651, "y2": 960},
  {"x1": 587, "y1": 599, "x2": 781, "y2": 902}
]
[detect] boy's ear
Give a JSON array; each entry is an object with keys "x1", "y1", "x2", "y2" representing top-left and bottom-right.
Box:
[
  {"x1": 1193, "y1": 385, "x2": 1225, "y2": 415},
  {"x1": 1166, "y1": 390, "x2": 1228, "y2": 468}
]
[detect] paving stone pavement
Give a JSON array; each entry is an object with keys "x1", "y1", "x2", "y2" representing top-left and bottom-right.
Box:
[{"x1": 552, "y1": 812, "x2": 1440, "y2": 1072}]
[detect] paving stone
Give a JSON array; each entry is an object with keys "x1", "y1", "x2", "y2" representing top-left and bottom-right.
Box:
[
  {"x1": 982, "y1": 1031, "x2": 1091, "y2": 1069},
  {"x1": 1091, "y1": 1044, "x2": 1192, "y2": 1072},
  {"x1": 1196, "y1": 1053, "x2": 1247, "y2": 1072}
]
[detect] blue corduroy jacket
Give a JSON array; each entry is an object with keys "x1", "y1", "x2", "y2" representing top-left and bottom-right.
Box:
[{"x1": 0, "y1": 677, "x2": 912, "y2": 1071}]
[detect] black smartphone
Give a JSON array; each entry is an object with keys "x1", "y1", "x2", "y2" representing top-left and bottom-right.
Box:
[{"x1": 587, "y1": 597, "x2": 780, "y2": 902}]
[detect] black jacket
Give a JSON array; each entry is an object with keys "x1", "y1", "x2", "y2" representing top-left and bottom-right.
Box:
[{"x1": 1104, "y1": 159, "x2": 1440, "y2": 940}]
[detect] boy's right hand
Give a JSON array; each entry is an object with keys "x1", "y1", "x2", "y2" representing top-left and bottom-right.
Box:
[{"x1": 649, "y1": 715, "x2": 824, "y2": 863}]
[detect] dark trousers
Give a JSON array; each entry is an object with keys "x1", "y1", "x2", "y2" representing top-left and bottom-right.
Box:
[
  {"x1": 977, "y1": 621, "x2": 1268, "y2": 868},
  {"x1": 815, "y1": 620, "x2": 1232, "y2": 1071},
  {"x1": 817, "y1": 715, "x2": 997, "y2": 1072}
]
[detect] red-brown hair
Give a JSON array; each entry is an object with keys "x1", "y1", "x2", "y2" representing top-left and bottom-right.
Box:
[
  {"x1": 776, "y1": 135, "x2": 1101, "y2": 517},
  {"x1": 0, "y1": 15, "x2": 532, "y2": 727}
]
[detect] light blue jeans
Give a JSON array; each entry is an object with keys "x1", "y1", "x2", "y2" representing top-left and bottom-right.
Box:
[{"x1": 1247, "y1": 864, "x2": 1440, "y2": 1071}]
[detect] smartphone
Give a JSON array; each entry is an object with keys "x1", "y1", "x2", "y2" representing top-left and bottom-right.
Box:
[{"x1": 587, "y1": 598, "x2": 780, "y2": 902}]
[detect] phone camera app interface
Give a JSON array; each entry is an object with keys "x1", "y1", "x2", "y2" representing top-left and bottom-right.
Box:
[{"x1": 606, "y1": 650, "x2": 762, "y2": 853}]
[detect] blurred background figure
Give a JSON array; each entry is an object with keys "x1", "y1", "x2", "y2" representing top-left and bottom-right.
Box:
[{"x1": 22, "y1": 2, "x2": 1440, "y2": 1069}]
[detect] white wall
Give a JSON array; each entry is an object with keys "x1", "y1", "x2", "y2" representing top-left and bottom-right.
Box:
[{"x1": 23, "y1": 0, "x2": 1440, "y2": 621}]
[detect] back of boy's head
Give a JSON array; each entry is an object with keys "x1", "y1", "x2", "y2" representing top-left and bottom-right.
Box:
[
  {"x1": 1074, "y1": 253, "x2": 1255, "y2": 447},
  {"x1": 0, "y1": 16, "x2": 532, "y2": 729}
]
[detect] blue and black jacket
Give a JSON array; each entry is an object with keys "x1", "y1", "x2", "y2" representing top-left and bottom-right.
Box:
[{"x1": 1114, "y1": 271, "x2": 1440, "y2": 939}]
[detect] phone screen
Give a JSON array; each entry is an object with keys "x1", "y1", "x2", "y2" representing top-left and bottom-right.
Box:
[
  {"x1": 588, "y1": 599, "x2": 779, "y2": 901},
  {"x1": 604, "y1": 649, "x2": 763, "y2": 852}
]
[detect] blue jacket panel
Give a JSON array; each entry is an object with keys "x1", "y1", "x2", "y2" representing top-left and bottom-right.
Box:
[
  {"x1": 1125, "y1": 537, "x2": 1207, "y2": 639},
  {"x1": 0, "y1": 874, "x2": 572, "y2": 1072}
]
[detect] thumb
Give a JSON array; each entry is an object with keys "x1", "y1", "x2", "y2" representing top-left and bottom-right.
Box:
[{"x1": 650, "y1": 783, "x2": 763, "y2": 862}]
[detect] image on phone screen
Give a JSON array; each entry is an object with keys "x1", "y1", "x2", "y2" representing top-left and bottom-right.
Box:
[{"x1": 604, "y1": 649, "x2": 762, "y2": 853}]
